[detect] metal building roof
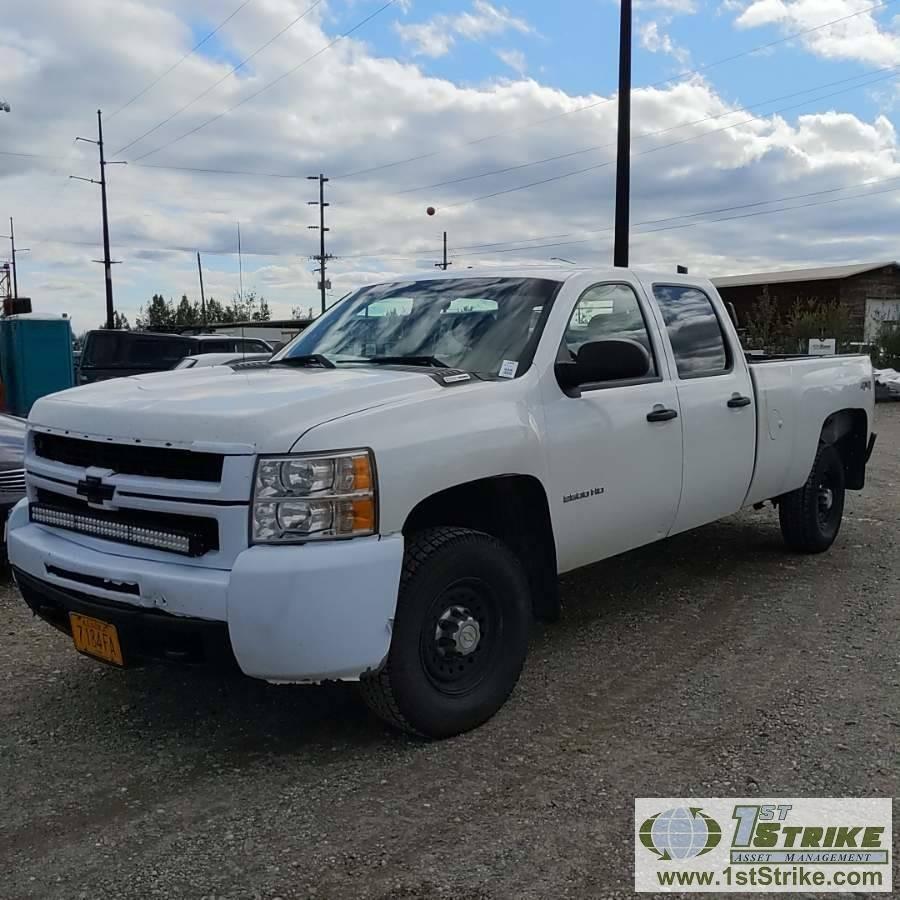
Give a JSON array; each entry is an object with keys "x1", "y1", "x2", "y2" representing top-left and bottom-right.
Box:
[{"x1": 712, "y1": 261, "x2": 899, "y2": 289}]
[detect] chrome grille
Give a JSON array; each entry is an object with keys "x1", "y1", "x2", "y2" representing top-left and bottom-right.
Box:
[{"x1": 0, "y1": 469, "x2": 26, "y2": 497}]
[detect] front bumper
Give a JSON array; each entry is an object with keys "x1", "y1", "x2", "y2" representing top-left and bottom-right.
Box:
[
  {"x1": 8, "y1": 501, "x2": 405, "y2": 682},
  {"x1": 14, "y1": 568, "x2": 236, "y2": 667}
]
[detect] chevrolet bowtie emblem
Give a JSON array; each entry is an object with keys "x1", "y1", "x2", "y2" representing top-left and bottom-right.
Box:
[{"x1": 76, "y1": 476, "x2": 115, "y2": 506}]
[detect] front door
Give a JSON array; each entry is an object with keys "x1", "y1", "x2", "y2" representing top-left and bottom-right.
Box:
[
  {"x1": 541, "y1": 282, "x2": 684, "y2": 573},
  {"x1": 648, "y1": 282, "x2": 757, "y2": 535}
]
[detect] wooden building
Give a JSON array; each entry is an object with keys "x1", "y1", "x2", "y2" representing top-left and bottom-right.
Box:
[{"x1": 713, "y1": 261, "x2": 900, "y2": 344}]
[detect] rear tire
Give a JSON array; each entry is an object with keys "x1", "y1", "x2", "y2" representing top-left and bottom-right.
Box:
[
  {"x1": 779, "y1": 443, "x2": 845, "y2": 554},
  {"x1": 361, "y1": 527, "x2": 531, "y2": 738}
]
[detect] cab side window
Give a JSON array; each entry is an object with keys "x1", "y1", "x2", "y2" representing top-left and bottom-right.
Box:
[
  {"x1": 562, "y1": 283, "x2": 658, "y2": 378},
  {"x1": 653, "y1": 285, "x2": 730, "y2": 377}
]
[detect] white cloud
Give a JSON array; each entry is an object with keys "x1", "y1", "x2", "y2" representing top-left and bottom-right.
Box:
[
  {"x1": 731, "y1": 0, "x2": 900, "y2": 67},
  {"x1": 495, "y1": 48, "x2": 527, "y2": 76},
  {"x1": 394, "y1": 0, "x2": 533, "y2": 58},
  {"x1": 3, "y1": 0, "x2": 900, "y2": 331},
  {"x1": 639, "y1": 20, "x2": 692, "y2": 64}
]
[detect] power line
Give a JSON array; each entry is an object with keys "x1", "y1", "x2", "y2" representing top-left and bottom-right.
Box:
[
  {"x1": 333, "y1": 0, "x2": 899, "y2": 180},
  {"x1": 129, "y1": 0, "x2": 400, "y2": 164},
  {"x1": 451, "y1": 177, "x2": 900, "y2": 259},
  {"x1": 115, "y1": 0, "x2": 324, "y2": 156},
  {"x1": 107, "y1": 0, "x2": 256, "y2": 121},
  {"x1": 33, "y1": 171, "x2": 900, "y2": 263},
  {"x1": 441, "y1": 68, "x2": 900, "y2": 211},
  {"x1": 132, "y1": 162, "x2": 311, "y2": 179}
]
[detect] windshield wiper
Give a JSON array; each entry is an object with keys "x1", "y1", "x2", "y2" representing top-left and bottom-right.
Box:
[
  {"x1": 362, "y1": 355, "x2": 450, "y2": 369},
  {"x1": 271, "y1": 354, "x2": 336, "y2": 369}
]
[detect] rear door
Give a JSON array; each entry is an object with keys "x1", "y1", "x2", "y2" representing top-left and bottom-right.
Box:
[{"x1": 645, "y1": 281, "x2": 756, "y2": 534}]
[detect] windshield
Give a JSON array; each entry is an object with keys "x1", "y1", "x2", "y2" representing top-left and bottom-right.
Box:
[{"x1": 271, "y1": 277, "x2": 562, "y2": 377}]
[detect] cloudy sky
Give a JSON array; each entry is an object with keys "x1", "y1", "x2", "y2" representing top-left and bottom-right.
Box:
[{"x1": 3, "y1": 0, "x2": 900, "y2": 329}]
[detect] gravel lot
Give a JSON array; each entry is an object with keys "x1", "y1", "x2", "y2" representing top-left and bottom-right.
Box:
[{"x1": 1, "y1": 407, "x2": 898, "y2": 900}]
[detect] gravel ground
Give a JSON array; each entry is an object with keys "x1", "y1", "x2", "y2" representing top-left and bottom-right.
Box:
[{"x1": 1, "y1": 407, "x2": 898, "y2": 900}]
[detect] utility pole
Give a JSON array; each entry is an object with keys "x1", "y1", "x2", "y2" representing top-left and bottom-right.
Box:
[
  {"x1": 613, "y1": 0, "x2": 632, "y2": 268},
  {"x1": 197, "y1": 252, "x2": 207, "y2": 327},
  {"x1": 9, "y1": 218, "x2": 17, "y2": 298},
  {"x1": 307, "y1": 174, "x2": 332, "y2": 316},
  {"x1": 2, "y1": 218, "x2": 29, "y2": 298},
  {"x1": 435, "y1": 231, "x2": 452, "y2": 271},
  {"x1": 0, "y1": 263, "x2": 10, "y2": 302},
  {"x1": 237, "y1": 222, "x2": 244, "y2": 303},
  {"x1": 72, "y1": 110, "x2": 126, "y2": 329}
]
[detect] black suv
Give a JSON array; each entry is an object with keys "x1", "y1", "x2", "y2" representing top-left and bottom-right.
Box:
[{"x1": 79, "y1": 331, "x2": 273, "y2": 384}]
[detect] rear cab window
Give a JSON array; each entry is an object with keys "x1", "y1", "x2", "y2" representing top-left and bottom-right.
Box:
[{"x1": 652, "y1": 285, "x2": 731, "y2": 378}]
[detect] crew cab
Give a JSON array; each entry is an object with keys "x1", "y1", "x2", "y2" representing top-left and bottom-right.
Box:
[{"x1": 9, "y1": 269, "x2": 875, "y2": 738}]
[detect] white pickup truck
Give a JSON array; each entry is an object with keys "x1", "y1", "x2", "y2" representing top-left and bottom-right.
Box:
[{"x1": 9, "y1": 268, "x2": 876, "y2": 737}]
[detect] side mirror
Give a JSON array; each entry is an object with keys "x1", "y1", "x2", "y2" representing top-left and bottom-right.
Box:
[{"x1": 555, "y1": 339, "x2": 651, "y2": 391}]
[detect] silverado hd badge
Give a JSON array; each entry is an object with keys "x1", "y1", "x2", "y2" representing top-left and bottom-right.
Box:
[{"x1": 563, "y1": 487, "x2": 605, "y2": 504}]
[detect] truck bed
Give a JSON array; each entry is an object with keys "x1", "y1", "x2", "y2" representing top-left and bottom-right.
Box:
[{"x1": 744, "y1": 354, "x2": 872, "y2": 506}]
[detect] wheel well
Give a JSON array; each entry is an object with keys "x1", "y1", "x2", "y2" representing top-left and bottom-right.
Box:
[
  {"x1": 820, "y1": 409, "x2": 868, "y2": 490},
  {"x1": 403, "y1": 475, "x2": 560, "y2": 621}
]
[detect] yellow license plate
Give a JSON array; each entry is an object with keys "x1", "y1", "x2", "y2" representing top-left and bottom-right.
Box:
[{"x1": 69, "y1": 613, "x2": 124, "y2": 666}]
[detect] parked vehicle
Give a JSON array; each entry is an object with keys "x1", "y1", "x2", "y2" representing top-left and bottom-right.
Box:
[
  {"x1": 10, "y1": 269, "x2": 876, "y2": 737},
  {"x1": 873, "y1": 367, "x2": 900, "y2": 401},
  {"x1": 174, "y1": 352, "x2": 272, "y2": 370},
  {"x1": 0, "y1": 414, "x2": 26, "y2": 546},
  {"x1": 78, "y1": 331, "x2": 273, "y2": 383}
]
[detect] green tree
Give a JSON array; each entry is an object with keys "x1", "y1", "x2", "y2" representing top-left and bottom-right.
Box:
[
  {"x1": 135, "y1": 293, "x2": 175, "y2": 331},
  {"x1": 204, "y1": 297, "x2": 225, "y2": 325},
  {"x1": 174, "y1": 294, "x2": 200, "y2": 328},
  {"x1": 99, "y1": 312, "x2": 132, "y2": 330},
  {"x1": 785, "y1": 297, "x2": 853, "y2": 351},
  {"x1": 253, "y1": 296, "x2": 271, "y2": 322},
  {"x1": 217, "y1": 290, "x2": 272, "y2": 323},
  {"x1": 743, "y1": 286, "x2": 784, "y2": 353}
]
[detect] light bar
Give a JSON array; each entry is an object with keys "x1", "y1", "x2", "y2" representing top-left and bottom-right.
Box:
[{"x1": 31, "y1": 504, "x2": 195, "y2": 556}]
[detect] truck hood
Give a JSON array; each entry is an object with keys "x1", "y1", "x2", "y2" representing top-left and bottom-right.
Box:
[{"x1": 30, "y1": 365, "x2": 443, "y2": 453}]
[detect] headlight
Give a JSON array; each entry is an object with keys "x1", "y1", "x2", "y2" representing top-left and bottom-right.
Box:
[{"x1": 251, "y1": 450, "x2": 376, "y2": 543}]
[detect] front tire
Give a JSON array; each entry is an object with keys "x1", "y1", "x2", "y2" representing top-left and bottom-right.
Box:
[
  {"x1": 779, "y1": 443, "x2": 846, "y2": 553},
  {"x1": 361, "y1": 527, "x2": 532, "y2": 738}
]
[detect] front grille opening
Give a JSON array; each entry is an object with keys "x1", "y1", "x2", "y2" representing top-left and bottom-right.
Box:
[
  {"x1": 33, "y1": 432, "x2": 224, "y2": 482},
  {"x1": 32, "y1": 489, "x2": 219, "y2": 557},
  {"x1": 45, "y1": 565, "x2": 140, "y2": 596}
]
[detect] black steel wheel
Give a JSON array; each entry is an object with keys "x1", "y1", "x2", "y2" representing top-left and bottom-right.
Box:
[
  {"x1": 779, "y1": 443, "x2": 846, "y2": 554},
  {"x1": 361, "y1": 527, "x2": 532, "y2": 738},
  {"x1": 420, "y1": 578, "x2": 500, "y2": 695}
]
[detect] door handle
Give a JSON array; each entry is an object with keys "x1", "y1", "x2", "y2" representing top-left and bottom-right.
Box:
[
  {"x1": 647, "y1": 407, "x2": 678, "y2": 423},
  {"x1": 727, "y1": 394, "x2": 752, "y2": 409}
]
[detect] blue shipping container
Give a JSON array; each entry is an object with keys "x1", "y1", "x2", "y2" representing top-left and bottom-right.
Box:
[{"x1": 0, "y1": 316, "x2": 75, "y2": 417}]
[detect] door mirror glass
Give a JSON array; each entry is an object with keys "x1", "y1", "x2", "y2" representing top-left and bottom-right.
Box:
[{"x1": 556, "y1": 338, "x2": 651, "y2": 389}]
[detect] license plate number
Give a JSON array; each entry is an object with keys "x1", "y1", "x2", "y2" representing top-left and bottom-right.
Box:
[{"x1": 69, "y1": 613, "x2": 124, "y2": 666}]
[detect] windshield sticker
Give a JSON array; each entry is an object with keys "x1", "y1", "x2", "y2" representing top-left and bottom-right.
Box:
[{"x1": 499, "y1": 360, "x2": 519, "y2": 379}]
